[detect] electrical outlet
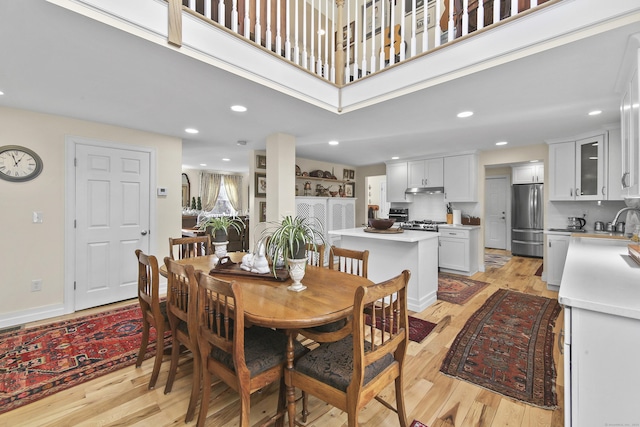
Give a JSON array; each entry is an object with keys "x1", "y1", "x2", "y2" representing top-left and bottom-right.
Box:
[{"x1": 31, "y1": 279, "x2": 42, "y2": 292}]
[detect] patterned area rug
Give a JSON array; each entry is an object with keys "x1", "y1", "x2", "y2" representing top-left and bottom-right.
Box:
[
  {"x1": 535, "y1": 264, "x2": 543, "y2": 276},
  {"x1": 440, "y1": 289, "x2": 561, "y2": 408},
  {"x1": 438, "y1": 273, "x2": 489, "y2": 305},
  {"x1": 485, "y1": 253, "x2": 511, "y2": 269},
  {"x1": 0, "y1": 304, "x2": 168, "y2": 414},
  {"x1": 367, "y1": 315, "x2": 437, "y2": 343},
  {"x1": 410, "y1": 420, "x2": 428, "y2": 427}
]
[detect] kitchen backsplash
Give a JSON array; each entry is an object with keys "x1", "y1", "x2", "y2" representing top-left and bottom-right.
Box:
[
  {"x1": 392, "y1": 194, "x2": 481, "y2": 222},
  {"x1": 547, "y1": 200, "x2": 627, "y2": 231}
]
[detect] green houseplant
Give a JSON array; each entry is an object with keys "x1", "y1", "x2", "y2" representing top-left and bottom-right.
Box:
[
  {"x1": 198, "y1": 215, "x2": 245, "y2": 242},
  {"x1": 260, "y1": 215, "x2": 326, "y2": 291}
]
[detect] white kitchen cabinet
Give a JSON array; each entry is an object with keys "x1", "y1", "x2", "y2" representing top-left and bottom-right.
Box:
[
  {"x1": 327, "y1": 198, "x2": 356, "y2": 253},
  {"x1": 386, "y1": 162, "x2": 412, "y2": 202},
  {"x1": 408, "y1": 157, "x2": 443, "y2": 188},
  {"x1": 545, "y1": 233, "x2": 570, "y2": 288},
  {"x1": 607, "y1": 127, "x2": 624, "y2": 201},
  {"x1": 548, "y1": 133, "x2": 607, "y2": 201},
  {"x1": 296, "y1": 197, "x2": 355, "y2": 264},
  {"x1": 438, "y1": 226, "x2": 479, "y2": 275},
  {"x1": 443, "y1": 154, "x2": 478, "y2": 202},
  {"x1": 621, "y1": 67, "x2": 640, "y2": 197},
  {"x1": 512, "y1": 163, "x2": 544, "y2": 184}
]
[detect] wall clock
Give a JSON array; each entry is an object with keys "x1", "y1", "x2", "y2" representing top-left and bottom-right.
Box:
[{"x1": 0, "y1": 145, "x2": 44, "y2": 182}]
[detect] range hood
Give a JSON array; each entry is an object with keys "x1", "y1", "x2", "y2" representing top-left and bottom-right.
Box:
[{"x1": 405, "y1": 187, "x2": 445, "y2": 195}]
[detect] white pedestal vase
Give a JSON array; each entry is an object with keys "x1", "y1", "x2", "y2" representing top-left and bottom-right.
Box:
[
  {"x1": 287, "y1": 258, "x2": 307, "y2": 292},
  {"x1": 212, "y1": 241, "x2": 229, "y2": 259}
]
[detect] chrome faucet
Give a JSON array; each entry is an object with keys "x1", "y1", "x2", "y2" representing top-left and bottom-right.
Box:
[{"x1": 612, "y1": 207, "x2": 640, "y2": 225}]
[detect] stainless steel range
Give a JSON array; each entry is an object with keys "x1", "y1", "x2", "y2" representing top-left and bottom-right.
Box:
[{"x1": 400, "y1": 220, "x2": 446, "y2": 232}]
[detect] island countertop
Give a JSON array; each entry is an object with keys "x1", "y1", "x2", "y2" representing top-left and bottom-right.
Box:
[
  {"x1": 329, "y1": 227, "x2": 440, "y2": 242},
  {"x1": 559, "y1": 236, "x2": 640, "y2": 320}
]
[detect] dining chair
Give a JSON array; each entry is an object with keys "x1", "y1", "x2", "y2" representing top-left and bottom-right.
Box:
[
  {"x1": 305, "y1": 242, "x2": 325, "y2": 267},
  {"x1": 134, "y1": 249, "x2": 169, "y2": 389},
  {"x1": 169, "y1": 235, "x2": 212, "y2": 260},
  {"x1": 195, "y1": 271, "x2": 309, "y2": 427},
  {"x1": 163, "y1": 257, "x2": 201, "y2": 423},
  {"x1": 329, "y1": 246, "x2": 369, "y2": 278},
  {"x1": 289, "y1": 270, "x2": 411, "y2": 427}
]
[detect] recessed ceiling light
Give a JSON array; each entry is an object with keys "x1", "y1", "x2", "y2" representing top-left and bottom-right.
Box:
[
  {"x1": 200, "y1": 163, "x2": 207, "y2": 166},
  {"x1": 231, "y1": 105, "x2": 247, "y2": 112},
  {"x1": 328, "y1": 140, "x2": 339, "y2": 145},
  {"x1": 457, "y1": 111, "x2": 473, "y2": 118},
  {"x1": 185, "y1": 128, "x2": 199, "y2": 134},
  {"x1": 391, "y1": 156, "x2": 399, "y2": 160},
  {"x1": 588, "y1": 110, "x2": 602, "y2": 116},
  {"x1": 496, "y1": 141, "x2": 508, "y2": 146},
  {"x1": 222, "y1": 158, "x2": 230, "y2": 162},
  {"x1": 0, "y1": 91, "x2": 4, "y2": 96}
]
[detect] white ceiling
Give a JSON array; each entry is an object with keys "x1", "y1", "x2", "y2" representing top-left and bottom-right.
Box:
[{"x1": 1, "y1": 1, "x2": 639, "y2": 173}]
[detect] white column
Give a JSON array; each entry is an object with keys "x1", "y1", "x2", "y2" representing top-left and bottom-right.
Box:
[{"x1": 266, "y1": 133, "x2": 297, "y2": 222}]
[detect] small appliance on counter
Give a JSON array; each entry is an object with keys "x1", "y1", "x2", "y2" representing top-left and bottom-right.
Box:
[
  {"x1": 567, "y1": 216, "x2": 586, "y2": 230},
  {"x1": 594, "y1": 221, "x2": 605, "y2": 231},
  {"x1": 388, "y1": 208, "x2": 409, "y2": 224}
]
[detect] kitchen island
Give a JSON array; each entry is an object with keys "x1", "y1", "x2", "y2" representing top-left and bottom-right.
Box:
[
  {"x1": 559, "y1": 236, "x2": 640, "y2": 427},
  {"x1": 328, "y1": 227, "x2": 439, "y2": 312}
]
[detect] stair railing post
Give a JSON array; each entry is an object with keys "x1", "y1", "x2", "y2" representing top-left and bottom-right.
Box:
[
  {"x1": 168, "y1": 0, "x2": 183, "y2": 47},
  {"x1": 335, "y1": 0, "x2": 345, "y2": 85}
]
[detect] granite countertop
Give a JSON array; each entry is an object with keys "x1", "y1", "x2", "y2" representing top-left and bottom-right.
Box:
[
  {"x1": 559, "y1": 236, "x2": 640, "y2": 320},
  {"x1": 329, "y1": 227, "x2": 440, "y2": 242}
]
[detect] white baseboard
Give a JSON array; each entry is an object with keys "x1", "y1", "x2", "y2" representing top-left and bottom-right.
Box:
[{"x1": 0, "y1": 303, "x2": 68, "y2": 329}]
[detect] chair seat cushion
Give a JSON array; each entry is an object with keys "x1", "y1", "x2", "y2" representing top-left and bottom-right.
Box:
[
  {"x1": 210, "y1": 327, "x2": 308, "y2": 377},
  {"x1": 294, "y1": 336, "x2": 395, "y2": 392}
]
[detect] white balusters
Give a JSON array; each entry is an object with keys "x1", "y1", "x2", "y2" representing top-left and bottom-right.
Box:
[
  {"x1": 317, "y1": 0, "x2": 323, "y2": 75},
  {"x1": 477, "y1": 0, "x2": 484, "y2": 30},
  {"x1": 421, "y1": 0, "x2": 428, "y2": 54},
  {"x1": 331, "y1": 1, "x2": 335, "y2": 83},
  {"x1": 378, "y1": 0, "x2": 385, "y2": 70},
  {"x1": 461, "y1": 0, "x2": 468, "y2": 36},
  {"x1": 231, "y1": 0, "x2": 238, "y2": 32},
  {"x1": 302, "y1": 0, "x2": 308, "y2": 69},
  {"x1": 435, "y1": 0, "x2": 442, "y2": 47},
  {"x1": 276, "y1": 0, "x2": 282, "y2": 54},
  {"x1": 285, "y1": 0, "x2": 291, "y2": 60},
  {"x1": 255, "y1": 0, "x2": 262, "y2": 46},
  {"x1": 294, "y1": 0, "x2": 300, "y2": 65},
  {"x1": 244, "y1": 0, "x2": 250, "y2": 38},
  {"x1": 266, "y1": 0, "x2": 272, "y2": 51},
  {"x1": 344, "y1": 2, "x2": 350, "y2": 83},
  {"x1": 399, "y1": 0, "x2": 405, "y2": 61},
  {"x1": 493, "y1": 0, "x2": 500, "y2": 25},
  {"x1": 447, "y1": 0, "x2": 454, "y2": 42},
  {"x1": 204, "y1": 0, "x2": 211, "y2": 20},
  {"x1": 324, "y1": 0, "x2": 330, "y2": 79},
  {"x1": 310, "y1": 0, "x2": 316, "y2": 73},
  {"x1": 217, "y1": 0, "x2": 225, "y2": 27},
  {"x1": 360, "y1": 0, "x2": 367, "y2": 78},
  {"x1": 511, "y1": 0, "x2": 518, "y2": 17}
]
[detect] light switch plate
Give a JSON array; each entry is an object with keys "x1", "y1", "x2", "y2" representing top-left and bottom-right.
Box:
[
  {"x1": 157, "y1": 187, "x2": 167, "y2": 196},
  {"x1": 33, "y1": 211, "x2": 43, "y2": 223}
]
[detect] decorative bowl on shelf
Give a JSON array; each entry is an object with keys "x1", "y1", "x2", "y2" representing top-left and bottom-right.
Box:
[
  {"x1": 368, "y1": 218, "x2": 396, "y2": 230},
  {"x1": 329, "y1": 191, "x2": 338, "y2": 197}
]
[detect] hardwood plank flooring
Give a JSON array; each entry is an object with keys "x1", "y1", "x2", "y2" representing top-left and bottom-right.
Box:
[{"x1": 0, "y1": 250, "x2": 563, "y2": 427}]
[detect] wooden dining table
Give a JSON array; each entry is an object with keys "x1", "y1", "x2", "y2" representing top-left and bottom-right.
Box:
[{"x1": 159, "y1": 253, "x2": 373, "y2": 426}]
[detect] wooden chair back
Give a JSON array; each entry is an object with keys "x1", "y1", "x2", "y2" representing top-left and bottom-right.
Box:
[
  {"x1": 306, "y1": 243, "x2": 325, "y2": 267},
  {"x1": 290, "y1": 270, "x2": 411, "y2": 427},
  {"x1": 163, "y1": 257, "x2": 200, "y2": 422},
  {"x1": 134, "y1": 249, "x2": 168, "y2": 389},
  {"x1": 329, "y1": 246, "x2": 369, "y2": 278},
  {"x1": 169, "y1": 235, "x2": 211, "y2": 260}
]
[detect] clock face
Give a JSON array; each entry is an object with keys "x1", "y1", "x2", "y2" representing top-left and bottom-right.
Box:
[{"x1": 0, "y1": 145, "x2": 43, "y2": 182}]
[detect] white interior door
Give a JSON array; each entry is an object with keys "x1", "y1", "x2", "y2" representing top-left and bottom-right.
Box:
[
  {"x1": 75, "y1": 143, "x2": 151, "y2": 310},
  {"x1": 485, "y1": 176, "x2": 508, "y2": 249}
]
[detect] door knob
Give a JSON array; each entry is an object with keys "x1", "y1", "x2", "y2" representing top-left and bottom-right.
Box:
[{"x1": 141, "y1": 230, "x2": 148, "y2": 236}]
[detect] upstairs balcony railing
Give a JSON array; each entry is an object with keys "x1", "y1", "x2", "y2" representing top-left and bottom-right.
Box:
[{"x1": 169, "y1": 0, "x2": 554, "y2": 86}]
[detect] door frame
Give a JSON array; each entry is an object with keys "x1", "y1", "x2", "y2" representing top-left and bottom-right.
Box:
[
  {"x1": 64, "y1": 136, "x2": 157, "y2": 314},
  {"x1": 484, "y1": 174, "x2": 511, "y2": 251}
]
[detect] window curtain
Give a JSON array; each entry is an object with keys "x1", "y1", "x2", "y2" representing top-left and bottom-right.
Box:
[
  {"x1": 223, "y1": 175, "x2": 242, "y2": 212},
  {"x1": 200, "y1": 172, "x2": 222, "y2": 211}
]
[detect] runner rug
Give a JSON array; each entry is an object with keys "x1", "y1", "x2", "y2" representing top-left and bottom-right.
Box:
[
  {"x1": 438, "y1": 273, "x2": 489, "y2": 305},
  {"x1": 0, "y1": 303, "x2": 167, "y2": 415},
  {"x1": 440, "y1": 289, "x2": 561, "y2": 408}
]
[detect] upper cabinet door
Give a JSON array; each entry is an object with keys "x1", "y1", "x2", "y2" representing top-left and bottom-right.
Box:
[
  {"x1": 549, "y1": 141, "x2": 576, "y2": 201},
  {"x1": 512, "y1": 164, "x2": 544, "y2": 184},
  {"x1": 575, "y1": 134, "x2": 605, "y2": 200},
  {"x1": 386, "y1": 162, "x2": 411, "y2": 202},
  {"x1": 408, "y1": 158, "x2": 443, "y2": 187},
  {"x1": 444, "y1": 154, "x2": 477, "y2": 202}
]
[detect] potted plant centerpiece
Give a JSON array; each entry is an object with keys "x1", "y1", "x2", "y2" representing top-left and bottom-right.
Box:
[
  {"x1": 261, "y1": 215, "x2": 326, "y2": 292},
  {"x1": 198, "y1": 215, "x2": 245, "y2": 258}
]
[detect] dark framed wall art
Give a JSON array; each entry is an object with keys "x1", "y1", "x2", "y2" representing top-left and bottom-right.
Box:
[{"x1": 255, "y1": 173, "x2": 267, "y2": 197}]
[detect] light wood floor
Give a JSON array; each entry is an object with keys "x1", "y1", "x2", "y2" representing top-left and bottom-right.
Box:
[{"x1": 0, "y1": 250, "x2": 563, "y2": 427}]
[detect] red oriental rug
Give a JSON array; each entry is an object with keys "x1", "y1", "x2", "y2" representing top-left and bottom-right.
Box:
[
  {"x1": 366, "y1": 315, "x2": 437, "y2": 343},
  {"x1": 440, "y1": 289, "x2": 561, "y2": 408},
  {"x1": 0, "y1": 303, "x2": 168, "y2": 415},
  {"x1": 437, "y1": 273, "x2": 489, "y2": 305},
  {"x1": 410, "y1": 420, "x2": 428, "y2": 427}
]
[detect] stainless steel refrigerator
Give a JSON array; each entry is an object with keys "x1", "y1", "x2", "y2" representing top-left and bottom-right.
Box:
[{"x1": 511, "y1": 183, "x2": 544, "y2": 258}]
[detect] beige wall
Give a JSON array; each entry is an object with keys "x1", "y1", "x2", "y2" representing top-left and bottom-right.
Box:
[{"x1": 0, "y1": 107, "x2": 182, "y2": 325}]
